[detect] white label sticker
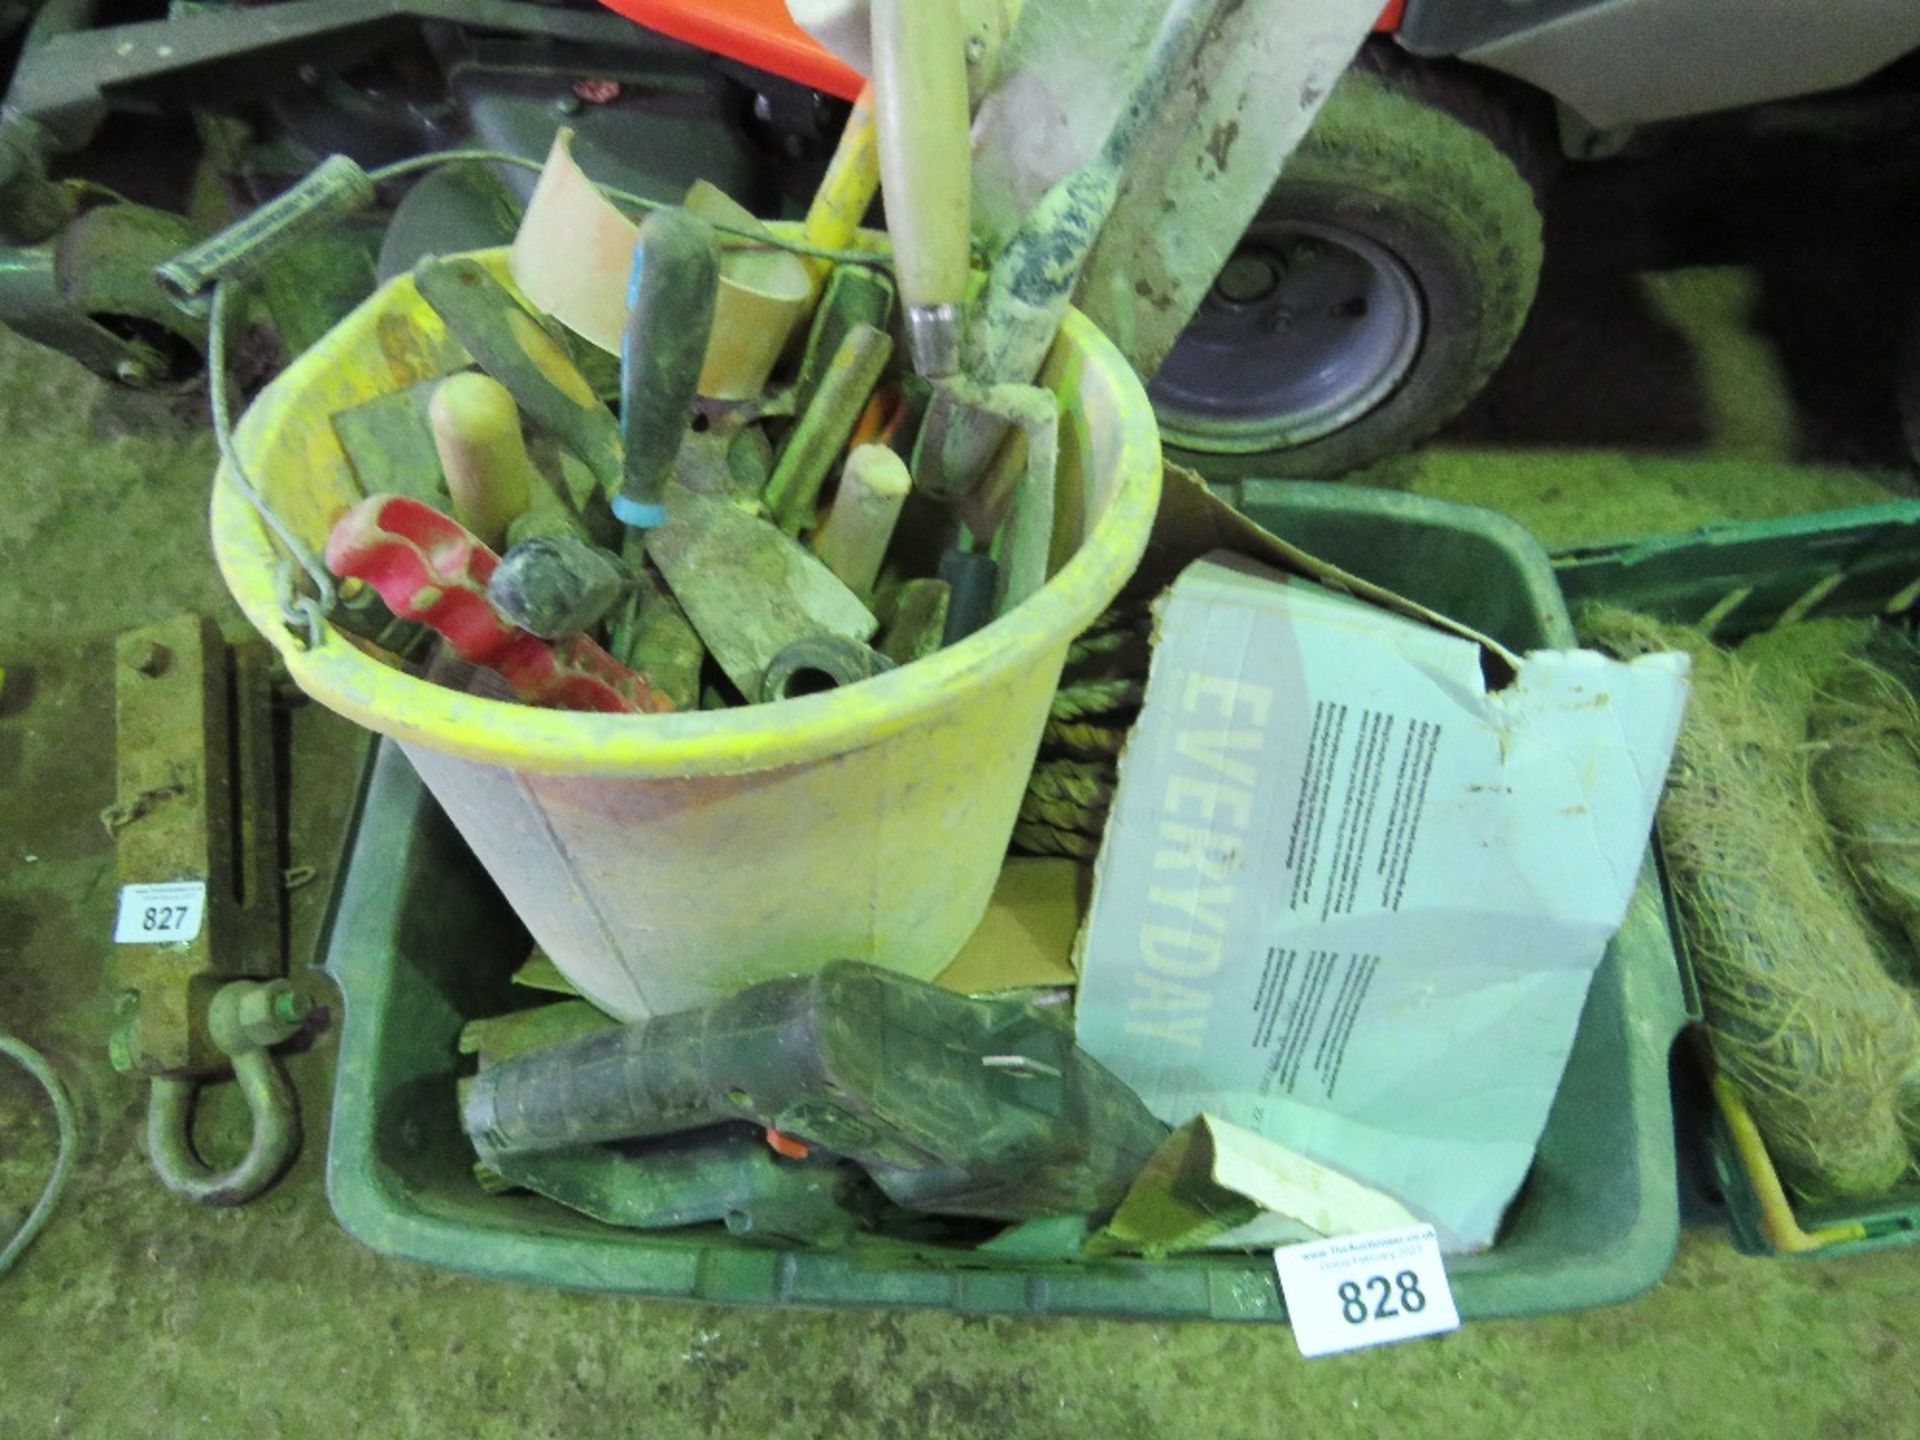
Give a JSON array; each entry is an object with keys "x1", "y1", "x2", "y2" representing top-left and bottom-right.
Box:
[
  {"x1": 1273, "y1": 1224, "x2": 1460, "y2": 1357},
  {"x1": 113, "y1": 881, "x2": 208, "y2": 945}
]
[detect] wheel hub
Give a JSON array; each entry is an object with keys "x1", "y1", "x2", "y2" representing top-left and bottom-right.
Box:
[
  {"x1": 1212, "y1": 250, "x2": 1285, "y2": 306},
  {"x1": 1151, "y1": 222, "x2": 1424, "y2": 454}
]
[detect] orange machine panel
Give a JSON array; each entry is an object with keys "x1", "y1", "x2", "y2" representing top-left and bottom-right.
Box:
[{"x1": 599, "y1": 0, "x2": 866, "y2": 99}]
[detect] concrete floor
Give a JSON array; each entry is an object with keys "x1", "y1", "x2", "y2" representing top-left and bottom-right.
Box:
[{"x1": 8, "y1": 131, "x2": 1920, "y2": 1434}]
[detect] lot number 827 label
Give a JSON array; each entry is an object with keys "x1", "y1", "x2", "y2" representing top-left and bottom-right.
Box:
[{"x1": 113, "y1": 881, "x2": 208, "y2": 945}]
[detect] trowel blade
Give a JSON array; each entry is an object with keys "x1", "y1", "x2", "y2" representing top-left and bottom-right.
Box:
[{"x1": 647, "y1": 486, "x2": 879, "y2": 696}]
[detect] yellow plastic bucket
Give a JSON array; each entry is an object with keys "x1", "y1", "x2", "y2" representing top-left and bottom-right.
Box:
[{"x1": 212, "y1": 249, "x2": 1161, "y2": 1019}]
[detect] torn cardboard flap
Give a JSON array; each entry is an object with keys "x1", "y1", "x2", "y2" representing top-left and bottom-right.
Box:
[
  {"x1": 1093, "y1": 1115, "x2": 1417, "y2": 1258},
  {"x1": 932, "y1": 467, "x2": 1524, "y2": 1006},
  {"x1": 936, "y1": 856, "x2": 1085, "y2": 994},
  {"x1": 1072, "y1": 552, "x2": 1688, "y2": 1251},
  {"x1": 1140, "y1": 466, "x2": 1522, "y2": 671}
]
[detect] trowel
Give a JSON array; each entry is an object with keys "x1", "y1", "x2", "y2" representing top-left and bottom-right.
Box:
[
  {"x1": 914, "y1": 0, "x2": 1217, "y2": 501},
  {"x1": 647, "y1": 485, "x2": 878, "y2": 698}
]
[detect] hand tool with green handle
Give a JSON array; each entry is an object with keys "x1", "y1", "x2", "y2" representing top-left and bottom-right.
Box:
[
  {"x1": 614, "y1": 208, "x2": 721, "y2": 532},
  {"x1": 763, "y1": 321, "x2": 894, "y2": 536}
]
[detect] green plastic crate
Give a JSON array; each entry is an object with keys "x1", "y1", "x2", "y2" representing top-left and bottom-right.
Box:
[
  {"x1": 322, "y1": 481, "x2": 1691, "y2": 1319},
  {"x1": 1556, "y1": 500, "x2": 1920, "y2": 636},
  {"x1": 1556, "y1": 500, "x2": 1920, "y2": 1258}
]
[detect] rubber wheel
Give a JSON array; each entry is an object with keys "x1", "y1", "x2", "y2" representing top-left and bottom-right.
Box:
[{"x1": 1155, "y1": 51, "x2": 1545, "y2": 480}]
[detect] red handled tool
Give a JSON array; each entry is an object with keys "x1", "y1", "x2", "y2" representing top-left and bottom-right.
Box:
[{"x1": 324, "y1": 495, "x2": 673, "y2": 715}]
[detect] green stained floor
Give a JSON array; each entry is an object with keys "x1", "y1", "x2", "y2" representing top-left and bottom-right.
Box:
[{"x1": 6, "y1": 244, "x2": 1920, "y2": 1438}]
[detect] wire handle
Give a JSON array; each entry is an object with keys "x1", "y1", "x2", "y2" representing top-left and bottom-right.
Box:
[{"x1": 187, "y1": 145, "x2": 907, "y2": 651}]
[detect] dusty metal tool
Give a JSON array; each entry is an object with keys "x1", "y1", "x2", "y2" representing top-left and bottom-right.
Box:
[
  {"x1": 758, "y1": 633, "x2": 897, "y2": 702},
  {"x1": 958, "y1": 382, "x2": 1060, "y2": 615},
  {"x1": 462, "y1": 960, "x2": 1169, "y2": 1222},
  {"x1": 486, "y1": 533, "x2": 628, "y2": 641},
  {"x1": 664, "y1": 428, "x2": 738, "y2": 501},
  {"x1": 604, "y1": 548, "x2": 706, "y2": 712},
  {"x1": 915, "y1": 0, "x2": 1215, "y2": 502},
  {"x1": 645, "y1": 485, "x2": 878, "y2": 698},
  {"x1": 107, "y1": 614, "x2": 303, "y2": 1206},
  {"x1": 876, "y1": 578, "x2": 951, "y2": 664},
  {"x1": 1053, "y1": 0, "x2": 1384, "y2": 381},
  {"x1": 325, "y1": 494, "x2": 671, "y2": 713},
  {"x1": 333, "y1": 378, "x2": 452, "y2": 512}
]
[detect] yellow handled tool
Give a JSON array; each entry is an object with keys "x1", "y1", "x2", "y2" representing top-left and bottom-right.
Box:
[
  {"x1": 801, "y1": 85, "x2": 881, "y2": 297},
  {"x1": 869, "y1": 0, "x2": 971, "y2": 377}
]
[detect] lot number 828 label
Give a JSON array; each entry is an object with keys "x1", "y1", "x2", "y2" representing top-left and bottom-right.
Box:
[{"x1": 1273, "y1": 1224, "x2": 1460, "y2": 1357}]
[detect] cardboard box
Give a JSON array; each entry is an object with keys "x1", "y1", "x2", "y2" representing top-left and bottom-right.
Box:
[{"x1": 1072, "y1": 552, "x2": 1688, "y2": 1250}]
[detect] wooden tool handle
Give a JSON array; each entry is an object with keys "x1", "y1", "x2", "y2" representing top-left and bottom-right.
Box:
[
  {"x1": 813, "y1": 443, "x2": 911, "y2": 596},
  {"x1": 429, "y1": 374, "x2": 536, "y2": 549},
  {"x1": 414, "y1": 255, "x2": 624, "y2": 496},
  {"x1": 870, "y1": 0, "x2": 971, "y2": 374},
  {"x1": 801, "y1": 85, "x2": 881, "y2": 293}
]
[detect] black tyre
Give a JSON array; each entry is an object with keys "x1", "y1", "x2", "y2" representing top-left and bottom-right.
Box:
[{"x1": 1154, "y1": 51, "x2": 1545, "y2": 479}]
